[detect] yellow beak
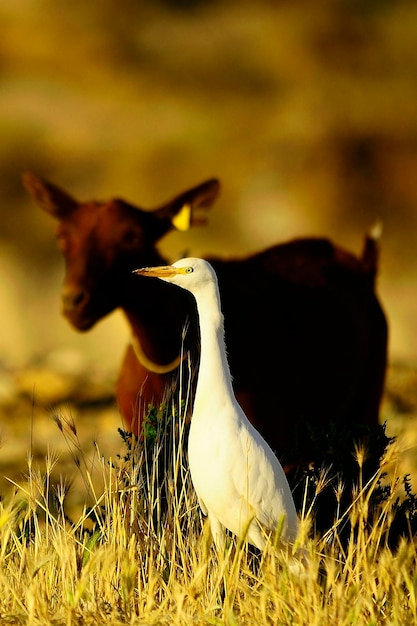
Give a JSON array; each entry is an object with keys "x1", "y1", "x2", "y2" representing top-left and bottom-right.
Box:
[{"x1": 133, "y1": 265, "x2": 178, "y2": 278}]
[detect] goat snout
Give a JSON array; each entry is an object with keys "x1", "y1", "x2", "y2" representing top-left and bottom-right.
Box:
[{"x1": 61, "y1": 287, "x2": 87, "y2": 312}]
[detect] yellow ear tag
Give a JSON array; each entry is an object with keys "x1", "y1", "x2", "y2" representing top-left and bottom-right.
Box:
[{"x1": 172, "y1": 203, "x2": 191, "y2": 231}]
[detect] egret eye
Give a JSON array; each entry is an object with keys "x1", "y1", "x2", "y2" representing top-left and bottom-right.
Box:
[{"x1": 185, "y1": 267, "x2": 193, "y2": 274}]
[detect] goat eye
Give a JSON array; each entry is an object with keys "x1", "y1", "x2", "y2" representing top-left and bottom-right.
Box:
[{"x1": 123, "y1": 230, "x2": 141, "y2": 247}]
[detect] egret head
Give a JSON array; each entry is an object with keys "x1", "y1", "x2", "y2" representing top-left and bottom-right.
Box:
[{"x1": 133, "y1": 257, "x2": 216, "y2": 295}]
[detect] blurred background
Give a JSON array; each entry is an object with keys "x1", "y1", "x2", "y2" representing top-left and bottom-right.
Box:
[{"x1": 0, "y1": 0, "x2": 416, "y2": 505}]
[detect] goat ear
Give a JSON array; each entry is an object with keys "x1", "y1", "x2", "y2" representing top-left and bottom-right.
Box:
[
  {"x1": 155, "y1": 178, "x2": 220, "y2": 233},
  {"x1": 22, "y1": 172, "x2": 78, "y2": 217}
]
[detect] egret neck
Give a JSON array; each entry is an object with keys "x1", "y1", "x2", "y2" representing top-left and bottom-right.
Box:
[{"x1": 191, "y1": 278, "x2": 236, "y2": 420}]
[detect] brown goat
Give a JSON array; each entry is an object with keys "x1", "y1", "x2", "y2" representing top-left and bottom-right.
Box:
[{"x1": 23, "y1": 172, "x2": 388, "y2": 467}]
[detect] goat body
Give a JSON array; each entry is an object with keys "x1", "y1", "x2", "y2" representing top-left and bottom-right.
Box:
[{"x1": 23, "y1": 172, "x2": 387, "y2": 467}]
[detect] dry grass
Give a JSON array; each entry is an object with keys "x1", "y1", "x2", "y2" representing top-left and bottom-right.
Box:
[{"x1": 0, "y1": 389, "x2": 416, "y2": 626}]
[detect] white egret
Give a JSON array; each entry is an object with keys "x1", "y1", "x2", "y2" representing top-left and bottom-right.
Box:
[{"x1": 134, "y1": 257, "x2": 299, "y2": 551}]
